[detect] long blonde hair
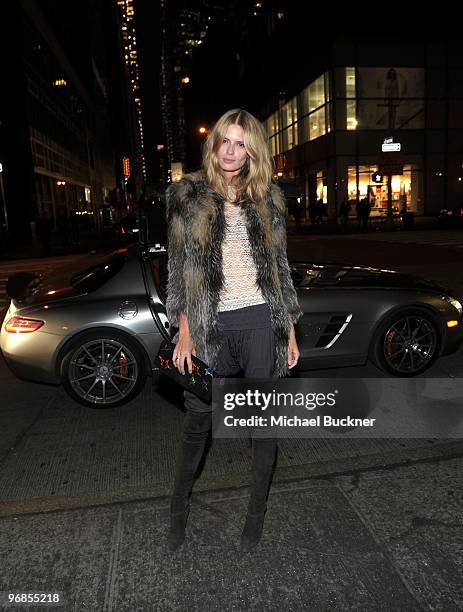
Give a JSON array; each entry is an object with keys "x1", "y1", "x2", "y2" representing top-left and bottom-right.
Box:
[{"x1": 202, "y1": 109, "x2": 274, "y2": 203}]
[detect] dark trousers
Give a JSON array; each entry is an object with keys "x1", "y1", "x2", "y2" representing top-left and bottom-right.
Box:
[
  {"x1": 184, "y1": 302, "x2": 278, "y2": 413},
  {"x1": 171, "y1": 303, "x2": 278, "y2": 515}
]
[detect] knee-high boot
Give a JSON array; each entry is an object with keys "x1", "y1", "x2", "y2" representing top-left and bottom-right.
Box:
[
  {"x1": 167, "y1": 410, "x2": 212, "y2": 551},
  {"x1": 240, "y1": 437, "x2": 277, "y2": 553}
]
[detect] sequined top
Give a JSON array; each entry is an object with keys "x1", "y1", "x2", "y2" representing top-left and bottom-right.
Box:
[{"x1": 217, "y1": 197, "x2": 267, "y2": 312}]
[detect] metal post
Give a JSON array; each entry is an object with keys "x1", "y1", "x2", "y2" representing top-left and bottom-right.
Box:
[{"x1": 386, "y1": 173, "x2": 394, "y2": 228}]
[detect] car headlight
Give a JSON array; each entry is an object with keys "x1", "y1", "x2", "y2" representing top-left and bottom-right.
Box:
[{"x1": 442, "y1": 295, "x2": 463, "y2": 315}]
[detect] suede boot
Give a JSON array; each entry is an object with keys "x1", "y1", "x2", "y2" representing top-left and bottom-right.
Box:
[
  {"x1": 168, "y1": 410, "x2": 212, "y2": 551},
  {"x1": 240, "y1": 437, "x2": 277, "y2": 553}
]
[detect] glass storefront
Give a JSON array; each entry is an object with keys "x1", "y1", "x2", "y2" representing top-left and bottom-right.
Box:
[
  {"x1": 347, "y1": 164, "x2": 423, "y2": 214},
  {"x1": 316, "y1": 171, "x2": 327, "y2": 203}
]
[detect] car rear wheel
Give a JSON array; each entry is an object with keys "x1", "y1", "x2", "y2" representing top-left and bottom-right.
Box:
[
  {"x1": 61, "y1": 331, "x2": 146, "y2": 408},
  {"x1": 370, "y1": 310, "x2": 440, "y2": 377}
]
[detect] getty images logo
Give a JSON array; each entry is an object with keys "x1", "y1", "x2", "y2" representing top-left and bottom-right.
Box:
[{"x1": 222, "y1": 389, "x2": 339, "y2": 411}]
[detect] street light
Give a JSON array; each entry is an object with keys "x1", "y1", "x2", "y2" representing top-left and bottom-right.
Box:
[{"x1": 198, "y1": 126, "x2": 208, "y2": 135}]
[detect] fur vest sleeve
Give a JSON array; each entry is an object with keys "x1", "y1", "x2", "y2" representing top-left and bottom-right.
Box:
[{"x1": 164, "y1": 173, "x2": 303, "y2": 378}]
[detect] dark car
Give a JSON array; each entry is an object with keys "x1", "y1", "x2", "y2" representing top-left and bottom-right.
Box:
[
  {"x1": 439, "y1": 206, "x2": 463, "y2": 224},
  {"x1": 1, "y1": 246, "x2": 462, "y2": 408},
  {"x1": 116, "y1": 214, "x2": 139, "y2": 241}
]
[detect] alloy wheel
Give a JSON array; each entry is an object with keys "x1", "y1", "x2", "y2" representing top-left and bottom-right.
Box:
[
  {"x1": 68, "y1": 338, "x2": 139, "y2": 405},
  {"x1": 383, "y1": 315, "x2": 437, "y2": 374}
]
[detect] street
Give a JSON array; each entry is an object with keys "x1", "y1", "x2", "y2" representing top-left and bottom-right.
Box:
[{"x1": 0, "y1": 232, "x2": 462, "y2": 610}]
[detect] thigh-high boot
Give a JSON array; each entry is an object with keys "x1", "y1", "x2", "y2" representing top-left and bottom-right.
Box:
[
  {"x1": 240, "y1": 437, "x2": 277, "y2": 552},
  {"x1": 168, "y1": 410, "x2": 212, "y2": 551}
]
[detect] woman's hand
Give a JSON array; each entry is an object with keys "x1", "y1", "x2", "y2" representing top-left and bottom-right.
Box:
[
  {"x1": 173, "y1": 314, "x2": 196, "y2": 375},
  {"x1": 288, "y1": 321, "x2": 300, "y2": 369}
]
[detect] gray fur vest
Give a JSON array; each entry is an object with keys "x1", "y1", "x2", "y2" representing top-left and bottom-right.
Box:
[{"x1": 165, "y1": 171, "x2": 303, "y2": 378}]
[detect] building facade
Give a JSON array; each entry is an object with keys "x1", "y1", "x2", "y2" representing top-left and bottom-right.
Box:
[
  {"x1": 0, "y1": 0, "x2": 117, "y2": 245},
  {"x1": 264, "y1": 41, "x2": 463, "y2": 219}
]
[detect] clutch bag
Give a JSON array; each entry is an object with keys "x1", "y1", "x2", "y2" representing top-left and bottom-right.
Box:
[{"x1": 154, "y1": 339, "x2": 215, "y2": 402}]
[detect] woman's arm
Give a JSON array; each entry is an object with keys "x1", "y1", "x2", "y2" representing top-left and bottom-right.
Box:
[
  {"x1": 165, "y1": 182, "x2": 187, "y2": 328},
  {"x1": 165, "y1": 181, "x2": 197, "y2": 374},
  {"x1": 270, "y1": 184, "x2": 304, "y2": 325}
]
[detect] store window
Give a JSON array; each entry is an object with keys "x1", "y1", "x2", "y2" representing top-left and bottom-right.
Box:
[
  {"x1": 266, "y1": 113, "x2": 279, "y2": 136},
  {"x1": 316, "y1": 171, "x2": 327, "y2": 203},
  {"x1": 309, "y1": 107, "x2": 326, "y2": 140},
  {"x1": 356, "y1": 67, "x2": 424, "y2": 130},
  {"x1": 346, "y1": 67, "x2": 356, "y2": 97},
  {"x1": 269, "y1": 135, "x2": 279, "y2": 156},
  {"x1": 281, "y1": 97, "x2": 297, "y2": 128},
  {"x1": 302, "y1": 74, "x2": 326, "y2": 114},
  {"x1": 348, "y1": 164, "x2": 422, "y2": 213},
  {"x1": 345, "y1": 67, "x2": 357, "y2": 130}
]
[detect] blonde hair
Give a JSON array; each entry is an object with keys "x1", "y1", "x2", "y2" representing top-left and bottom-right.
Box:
[{"x1": 202, "y1": 109, "x2": 274, "y2": 203}]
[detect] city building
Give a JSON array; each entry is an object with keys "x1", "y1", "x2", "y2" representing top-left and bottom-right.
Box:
[
  {"x1": 159, "y1": 0, "x2": 235, "y2": 179},
  {"x1": 264, "y1": 40, "x2": 463, "y2": 219},
  {"x1": 1, "y1": 0, "x2": 118, "y2": 245},
  {"x1": 116, "y1": 0, "x2": 146, "y2": 192}
]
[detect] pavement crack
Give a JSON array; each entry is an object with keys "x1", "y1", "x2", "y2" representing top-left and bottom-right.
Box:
[{"x1": 103, "y1": 507, "x2": 123, "y2": 612}]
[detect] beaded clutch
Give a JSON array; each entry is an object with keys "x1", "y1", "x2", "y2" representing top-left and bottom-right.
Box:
[{"x1": 154, "y1": 340, "x2": 215, "y2": 402}]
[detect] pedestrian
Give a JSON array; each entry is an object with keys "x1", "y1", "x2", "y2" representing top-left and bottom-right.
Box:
[
  {"x1": 165, "y1": 108, "x2": 302, "y2": 553},
  {"x1": 308, "y1": 199, "x2": 318, "y2": 226},
  {"x1": 316, "y1": 197, "x2": 326, "y2": 223},
  {"x1": 339, "y1": 199, "x2": 351, "y2": 229},
  {"x1": 359, "y1": 198, "x2": 371, "y2": 232},
  {"x1": 35, "y1": 209, "x2": 52, "y2": 256}
]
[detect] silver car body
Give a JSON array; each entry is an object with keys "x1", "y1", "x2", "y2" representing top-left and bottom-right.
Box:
[{"x1": 1, "y1": 246, "x2": 462, "y2": 389}]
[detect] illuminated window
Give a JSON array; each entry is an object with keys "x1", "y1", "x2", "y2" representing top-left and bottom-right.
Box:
[
  {"x1": 302, "y1": 74, "x2": 325, "y2": 114},
  {"x1": 346, "y1": 67, "x2": 356, "y2": 98}
]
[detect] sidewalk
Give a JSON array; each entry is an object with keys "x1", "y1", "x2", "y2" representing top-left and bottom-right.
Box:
[
  {"x1": 1, "y1": 216, "x2": 455, "y2": 261},
  {"x1": 1, "y1": 454, "x2": 461, "y2": 611},
  {"x1": 0, "y1": 371, "x2": 462, "y2": 611},
  {"x1": 286, "y1": 214, "x2": 452, "y2": 236}
]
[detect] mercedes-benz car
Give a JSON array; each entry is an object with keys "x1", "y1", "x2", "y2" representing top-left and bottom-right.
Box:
[{"x1": 1, "y1": 245, "x2": 462, "y2": 408}]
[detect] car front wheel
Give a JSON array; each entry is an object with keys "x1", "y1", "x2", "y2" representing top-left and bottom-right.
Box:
[
  {"x1": 370, "y1": 310, "x2": 440, "y2": 377},
  {"x1": 61, "y1": 331, "x2": 146, "y2": 408}
]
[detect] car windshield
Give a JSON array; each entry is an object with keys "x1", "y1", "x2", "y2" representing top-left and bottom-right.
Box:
[{"x1": 70, "y1": 251, "x2": 126, "y2": 293}]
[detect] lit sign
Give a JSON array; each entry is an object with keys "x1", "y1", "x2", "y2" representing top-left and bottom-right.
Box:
[
  {"x1": 122, "y1": 157, "x2": 131, "y2": 178},
  {"x1": 382, "y1": 137, "x2": 401, "y2": 152}
]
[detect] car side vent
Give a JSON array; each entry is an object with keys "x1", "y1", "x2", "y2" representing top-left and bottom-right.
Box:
[{"x1": 315, "y1": 314, "x2": 352, "y2": 348}]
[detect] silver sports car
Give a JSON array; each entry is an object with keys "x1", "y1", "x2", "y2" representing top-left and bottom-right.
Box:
[{"x1": 1, "y1": 245, "x2": 462, "y2": 407}]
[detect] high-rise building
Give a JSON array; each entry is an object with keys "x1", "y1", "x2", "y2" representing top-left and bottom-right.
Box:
[
  {"x1": 0, "y1": 0, "x2": 118, "y2": 246},
  {"x1": 116, "y1": 0, "x2": 146, "y2": 193},
  {"x1": 159, "y1": 0, "x2": 229, "y2": 178}
]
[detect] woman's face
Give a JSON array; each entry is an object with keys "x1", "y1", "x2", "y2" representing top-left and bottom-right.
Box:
[{"x1": 216, "y1": 123, "x2": 248, "y2": 178}]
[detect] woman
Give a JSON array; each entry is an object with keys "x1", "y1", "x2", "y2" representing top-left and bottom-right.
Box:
[{"x1": 165, "y1": 108, "x2": 302, "y2": 553}]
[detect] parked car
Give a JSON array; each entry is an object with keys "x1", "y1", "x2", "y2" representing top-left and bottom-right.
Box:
[
  {"x1": 1, "y1": 245, "x2": 462, "y2": 408},
  {"x1": 439, "y1": 206, "x2": 463, "y2": 224},
  {"x1": 116, "y1": 213, "x2": 139, "y2": 241}
]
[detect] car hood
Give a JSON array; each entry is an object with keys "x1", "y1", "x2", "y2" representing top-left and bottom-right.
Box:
[{"x1": 290, "y1": 262, "x2": 451, "y2": 293}]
